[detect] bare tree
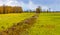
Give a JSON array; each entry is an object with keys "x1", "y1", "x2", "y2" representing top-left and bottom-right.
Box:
[{"x1": 36, "y1": 6, "x2": 42, "y2": 13}]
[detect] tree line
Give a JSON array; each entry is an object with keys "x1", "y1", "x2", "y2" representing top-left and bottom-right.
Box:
[
  {"x1": 0, "y1": 6, "x2": 23, "y2": 14},
  {"x1": 0, "y1": 6, "x2": 58, "y2": 14}
]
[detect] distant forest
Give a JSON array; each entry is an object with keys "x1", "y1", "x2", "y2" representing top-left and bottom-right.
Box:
[
  {"x1": 0, "y1": 6, "x2": 23, "y2": 14},
  {"x1": 0, "y1": 6, "x2": 60, "y2": 14}
]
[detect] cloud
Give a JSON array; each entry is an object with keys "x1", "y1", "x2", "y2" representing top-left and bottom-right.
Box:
[
  {"x1": 0, "y1": 0, "x2": 20, "y2": 6},
  {"x1": 6, "y1": 1, "x2": 20, "y2": 6},
  {"x1": 27, "y1": 1, "x2": 49, "y2": 11},
  {"x1": 0, "y1": 0, "x2": 53, "y2": 11},
  {"x1": 5, "y1": 0, "x2": 20, "y2": 6},
  {"x1": 0, "y1": 0, "x2": 4, "y2": 6},
  {"x1": 19, "y1": 1, "x2": 49, "y2": 11}
]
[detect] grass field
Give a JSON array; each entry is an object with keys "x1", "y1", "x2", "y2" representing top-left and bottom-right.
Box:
[
  {"x1": 0, "y1": 13, "x2": 60, "y2": 35},
  {"x1": 0, "y1": 13, "x2": 35, "y2": 31},
  {"x1": 28, "y1": 13, "x2": 60, "y2": 35}
]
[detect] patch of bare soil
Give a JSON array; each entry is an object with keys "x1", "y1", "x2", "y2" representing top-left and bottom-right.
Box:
[{"x1": 0, "y1": 13, "x2": 39, "y2": 35}]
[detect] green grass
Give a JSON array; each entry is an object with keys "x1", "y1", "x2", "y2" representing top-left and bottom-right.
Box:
[
  {"x1": 1, "y1": 13, "x2": 60, "y2": 35},
  {"x1": 0, "y1": 13, "x2": 35, "y2": 31},
  {"x1": 28, "y1": 13, "x2": 60, "y2": 35}
]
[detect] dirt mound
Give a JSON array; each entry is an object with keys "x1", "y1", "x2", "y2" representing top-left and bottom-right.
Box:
[{"x1": 0, "y1": 14, "x2": 39, "y2": 35}]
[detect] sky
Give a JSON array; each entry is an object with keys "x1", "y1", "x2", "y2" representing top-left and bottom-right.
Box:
[{"x1": 0, "y1": 0, "x2": 60, "y2": 11}]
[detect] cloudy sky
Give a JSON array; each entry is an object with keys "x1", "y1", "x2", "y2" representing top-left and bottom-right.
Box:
[{"x1": 0, "y1": 0, "x2": 60, "y2": 11}]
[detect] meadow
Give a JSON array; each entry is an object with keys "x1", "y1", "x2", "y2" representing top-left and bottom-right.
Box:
[
  {"x1": 0, "y1": 13, "x2": 60, "y2": 35},
  {"x1": 28, "y1": 13, "x2": 60, "y2": 35},
  {"x1": 0, "y1": 13, "x2": 35, "y2": 31}
]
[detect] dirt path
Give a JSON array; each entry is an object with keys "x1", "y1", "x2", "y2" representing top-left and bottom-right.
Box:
[{"x1": 0, "y1": 13, "x2": 39, "y2": 35}]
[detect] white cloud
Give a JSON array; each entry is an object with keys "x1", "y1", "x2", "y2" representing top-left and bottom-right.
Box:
[
  {"x1": 0, "y1": 0, "x2": 20, "y2": 6},
  {"x1": 19, "y1": 1, "x2": 49, "y2": 11},
  {"x1": 6, "y1": 1, "x2": 20, "y2": 6},
  {"x1": 0, "y1": 0, "x2": 53, "y2": 11},
  {"x1": 0, "y1": 0, "x2": 4, "y2": 6},
  {"x1": 27, "y1": 1, "x2": 49, "y2": 11},
  {"x1": 28, "y1": 1, "x2": 38, "y2": 10}
]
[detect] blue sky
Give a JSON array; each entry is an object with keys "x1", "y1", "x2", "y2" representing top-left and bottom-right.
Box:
[{"x1": 0, "y1": 0, "x2": 60, "y2": 11}]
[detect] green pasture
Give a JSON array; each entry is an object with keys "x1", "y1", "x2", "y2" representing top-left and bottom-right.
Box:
[
  {"x1": 0, "y1": 13, "x2": 35, "y2": 31},
  {"x1": 28, "y1": 13, "x2": 60, "y2": 35},
  {"x1": 0, "y1": 13, "x2": 60, "y2": 35}
]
